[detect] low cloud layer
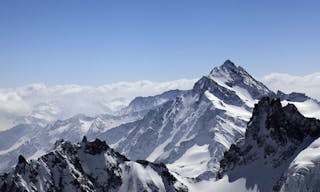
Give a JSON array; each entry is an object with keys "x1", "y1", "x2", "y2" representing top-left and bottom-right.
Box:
[
  {"x1": 0, "y1": 79, "x2": 197, "y2": 130},
  {"x1": 1, "y1": 72, "x2": 319, "y2": 131},
  {"x1": 261, "y1": 72, "x2": 320, "y2": 100}
]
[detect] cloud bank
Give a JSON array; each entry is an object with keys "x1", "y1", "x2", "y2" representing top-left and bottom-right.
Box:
[
  {"x1": 1, "y1": 72, "x2": 319, "y2": 131},
  {"x1": 0, "y1": 79, "x2": 198, "y2": 130},
  {"x1": 261, "y1": 72, "x2": 320, "y2": 100}
]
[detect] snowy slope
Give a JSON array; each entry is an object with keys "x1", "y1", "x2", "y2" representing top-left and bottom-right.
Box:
[
  {"x1": 0, "y1": 123, "x2": 49, "y2": 174},
  {"x1": 279, "y1": 137, "x2": 320, "y2": 192},
  {"x1": 0, "y1": 138, "x2": 188, "y2": 192},
  {"x1": 217, "y1": 97, "x2": 320, "y2": 192}
]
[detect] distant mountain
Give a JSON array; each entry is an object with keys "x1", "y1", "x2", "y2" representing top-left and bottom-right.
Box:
[
  {"x1": 0, "y1": 138, "x2": 188, "y2": 192},
  {"x1": 119, "y1": 89, "x2": 186, "y2": 115},
  {"x1": 0, "y1": 88, "x2": 185, "y2": 173},
  {"x1": 217, "y1": 97, "x2": 320, "y2": 192},
  {"x1": 276, "y1": 91, "x2": 320, "y2": 120},
  {"x1": 0, "y1": 80, "x2": 196, "y2": 131}
]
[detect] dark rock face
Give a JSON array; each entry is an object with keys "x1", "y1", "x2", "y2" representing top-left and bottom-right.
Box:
[
  {"x1": 83, "y1": 138, "x2": 109, "y2": 155},
  {"x1": 217, "y1": 97, "x2": 320, "y2": 182},
  {"x1": 276, "y1": 91, "x2": 310, "y2": 102},
  {"x1": 0, "y1": 138, "x2": 188, "y2": 192}
]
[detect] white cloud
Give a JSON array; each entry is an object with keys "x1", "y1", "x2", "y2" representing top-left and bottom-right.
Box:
[
  {"x1": 261, "y1": 72, "x2": 320, "y2": 100},
  {"x1": 1, "y1": 72, "x2": 319, "y2": 131},
  {"x1": 0, "y1": 92, "x2": 30, "y2": 115},
  {"x1": 0, "y1": 79, "x2": 198, "y2": 130}
]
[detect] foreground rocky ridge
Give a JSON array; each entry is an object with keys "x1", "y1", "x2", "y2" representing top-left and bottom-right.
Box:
[
  {"x1": 217, "y1": 97, "x2": 320, "y2": 192},
  {"x1": 0, "y1": 138, "x2": 188, "y2": 192}
]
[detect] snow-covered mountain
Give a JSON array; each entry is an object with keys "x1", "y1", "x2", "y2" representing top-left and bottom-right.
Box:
[
  {"x1": 216, "y1": 97, "x2": 320, "y2": 192},
  {"x1": 95, "y1": 60, "x2": 320, "y2": 182},
  {"x1": 0, "y1": 80, "x2": 196, "y2": 131},
  {"x1": 0, "y1": 60, "x2": 319, "y2": 189},
  {"x1": 0, "y1": 138, "x2": 188, "y2": 192},
  {"x1": 277, "y1": 91, "x2": 320, "y2": 120},
  {"x1": 119, "y1": 89, "x2": 186, "y2": 115},
  {"x1": 96, "y1": 60, "x2": 275, "y2": 180},
  {"x1": 0, "y1": 112, "x2": 146, "y2": 173},
  {"x1": 0, "y1": 88, "x2": 185, "y2": 173}
]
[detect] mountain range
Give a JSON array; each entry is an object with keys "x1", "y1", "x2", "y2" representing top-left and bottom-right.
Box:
[{"x1": 0, "y1": 60, "x2": 320, "y2": 191}]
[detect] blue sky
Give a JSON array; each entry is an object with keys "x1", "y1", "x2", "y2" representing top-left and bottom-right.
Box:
[{"x1": 0, "y1": 0, "x2": 319, "y2": 87}]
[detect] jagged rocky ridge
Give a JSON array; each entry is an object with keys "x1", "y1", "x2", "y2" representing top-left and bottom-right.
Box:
[
  {"x1": 217, "y1": 97, "x2": 320, "y2": 192},
  {"x1": 0, "y1": 137, "x2": 188, "y2": 192}
]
